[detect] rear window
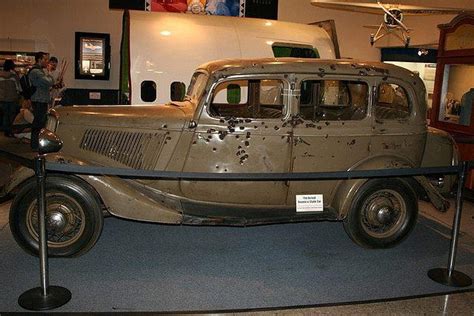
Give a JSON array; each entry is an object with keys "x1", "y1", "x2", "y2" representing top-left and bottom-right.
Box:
[{"x1": 272, "y1": 43, "x2": 320, "y2": 58}]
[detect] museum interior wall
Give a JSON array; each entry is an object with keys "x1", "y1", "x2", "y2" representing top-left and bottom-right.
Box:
[{"x1": 0, "y1": 0, "x2": 474, "y2": 92}]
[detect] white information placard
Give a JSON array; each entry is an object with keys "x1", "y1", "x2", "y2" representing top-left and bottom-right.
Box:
[{"x1": 296, "y1": 194, "x2": 324, "y2": 212}]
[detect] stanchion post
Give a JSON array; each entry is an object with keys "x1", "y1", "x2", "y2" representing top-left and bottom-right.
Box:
[
  {"x1": 18, "y1": 129, "x2": 71, "y2": 310},
  {"x1": 428, "y1": 161, "x2": 472, "y2": 287}
]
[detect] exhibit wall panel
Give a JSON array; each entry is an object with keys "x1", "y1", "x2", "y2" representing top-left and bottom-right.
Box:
[
  {"x1": 0, "y1": 0, "x2": 122, "y2": 91},
  {"x1": 278, "y1": 0, "x2": 474, "y2": 61}
]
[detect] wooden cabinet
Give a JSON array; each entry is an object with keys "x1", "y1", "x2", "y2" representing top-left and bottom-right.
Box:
[{"x1": 430, "y1": 14, "x2": 474, "y2": 189}]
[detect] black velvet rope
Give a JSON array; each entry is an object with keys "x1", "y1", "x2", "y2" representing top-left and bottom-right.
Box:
[{"x1": 1, "y1": 149, "x2": 470, "y2": 181}]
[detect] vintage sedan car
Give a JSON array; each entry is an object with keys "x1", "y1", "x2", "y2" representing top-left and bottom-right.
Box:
[{"x1": 0, "y1": 58, "x2": 458, "y2": 257}]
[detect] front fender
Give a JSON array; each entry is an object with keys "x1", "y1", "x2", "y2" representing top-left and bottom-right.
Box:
[{"x1": 7, "y1": 153, "x2": 183, "y2": 224}]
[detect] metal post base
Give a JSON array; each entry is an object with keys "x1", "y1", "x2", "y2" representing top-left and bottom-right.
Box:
[
  {"x1": 428, "y1": 268, "x2": 472, "y2": 287},
  {"x1": 18, "y1": 286, "x2": 71, "y2": 310}
]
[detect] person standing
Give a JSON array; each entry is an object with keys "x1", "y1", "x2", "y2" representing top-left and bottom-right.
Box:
[
  {"x1": 29, "y1": 51, "x2": 54, "y2": 150},
  {"x1": 0, "y1": 59, "x2": 20, "y2": 137},
  {"x1": 47, "y1": 56, "x2": 64, "y2": 107}
]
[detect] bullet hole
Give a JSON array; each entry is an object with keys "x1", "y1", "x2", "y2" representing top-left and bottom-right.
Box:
[
  {"x1": 274, "y1": 126, "x2": 280, "y2": 130},
  {"x1": 207, "y1": 135, "x2": 212, "y2": 139},
  {"x1": 348, "y1": 139, "x2": 356, "y2": 145},
  {"x1": 218, "y1": 131, "x2": 228, "y2": 140},
  {"x1": 228, "y1": 127, "x2": 235, "y2": 133},
  {"x1": 325, "y1": 122, "x2": 330, "y2": 126},
  {"x1": 162, "y1": 124, "x2": 167, "y2": 128},
  {"x1": 261, "y1": 121, "x2": 265, "y2": 125},
  {"x1": 220, "y1": 119, "x2": 225, "y2": 123},
  {"x1": 331, "y1": 155, "x2": 335, "y2": 158},
  {"x1": 213, "y1": 148, "x2": 217, "y2": 152},
  {"x1": 317, "y1": 126, "x2": 322, "y2": 130},
  {"x1": 245, "y1": 141, "x2": 250, "y2": 147},
  {"x1": 263, "y1": 137, "x2": 266, "y2": 140},
  {"x1": 216, "y1": 165, "x2": 219, "y2": 169},
  {"x1": 382, "y1": 76, "x2": 388, "y2": 81},
  {"x1": 306, "y1": 123, "x2": 316, "y2": 128},
  {"x1": 236, "y1": 135, "x2": 240, "y2": 139},
  {"x1": 245, "y1": 119, "x2": 252, "y2": 123},
  {"x1": 330, "y1": 64, "x2": 336, "y2": 70},
  {"x1": 240, "y1": 154, "x2": 249, "y2": 164},
  {"x1": 325, "y1": 134, "x2": 328, "y2": 139},
  {"x1": 351, "y1": 63, "x2": 357, "y2": 68},
  {"x1": 359, "y1": 70, "x2": 367, "y2": 76},
  {"x1": 238, "y1": 145, "x2": 242, "y2": 149},
  {"x1": 207, "y1": 128, "x2": 217, "y2": 133},
  {"x1": 224, "y1": 169, "x2": 228, "y2": 172},
  {"x1": 265, "y1": 125, "x2": 268, "y2": 128},
  {"x1": 192, "y1": 140, "x2": 197, "y2": 144},
  {"x1": 240, "y1": 126, "x2": 245, "y2": 130},
  {"x1": 254, "y1": 126, "x2": 258, "y2": 129},
  {"x1": 246, "y1": 132, "x2": 251, "y2": 139}
]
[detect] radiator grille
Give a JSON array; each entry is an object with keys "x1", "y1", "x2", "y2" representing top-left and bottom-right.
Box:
[{"x1": 79, "y1": 129, "x2": 165, "y2": 170}]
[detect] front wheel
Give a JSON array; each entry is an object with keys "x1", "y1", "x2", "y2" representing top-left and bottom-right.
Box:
[
  {"x1": 343, "y1": 178, "x2": 418, "y2": 249},
  {"x1": 9, "y1": 175, "x2": 104, "y2": 257}
]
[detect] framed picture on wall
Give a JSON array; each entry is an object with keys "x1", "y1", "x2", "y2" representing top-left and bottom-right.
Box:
[{"x1": 75, "y1": 32, "x2": 110, "y2": 80}]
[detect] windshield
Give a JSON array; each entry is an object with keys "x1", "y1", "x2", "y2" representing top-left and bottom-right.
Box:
[{"x1": 186, "y1": 72, "x2": 208, "y2": 101}]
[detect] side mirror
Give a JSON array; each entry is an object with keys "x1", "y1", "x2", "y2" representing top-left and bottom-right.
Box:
[{"x1": 38, "y1": 128, "x2": 63, "y2": 155}]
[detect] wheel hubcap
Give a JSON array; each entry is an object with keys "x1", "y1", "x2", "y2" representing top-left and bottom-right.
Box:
[
  {"x1": 26, "y1": 193, "x2": 85, "y2": 248},
  {"x1": 361, "y1": 189, "x2": 407, "y2": 238}
]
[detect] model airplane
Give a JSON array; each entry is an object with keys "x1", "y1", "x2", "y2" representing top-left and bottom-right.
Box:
[{"x1": 310, "y1": 0, "x2": 472, "y2": 47}]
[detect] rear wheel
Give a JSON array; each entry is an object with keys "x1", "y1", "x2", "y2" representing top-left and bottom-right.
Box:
[
  {"x1": 343, "y1": 178, "x2": 418, "y2": 248},
  {"x1": 9, "y1": 175, "x2": 103, "y2": 257}
]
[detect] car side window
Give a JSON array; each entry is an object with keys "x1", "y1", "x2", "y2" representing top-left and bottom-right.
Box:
[
  {"x1": 209, "y1": 79, "x2": 284, "y2": 119},
  {"x1": 299, "y1": 80, "x2": 368, "y2": 121},
  {"x1": 375, "y1": 83, "x2": 410, "y2": 120}
]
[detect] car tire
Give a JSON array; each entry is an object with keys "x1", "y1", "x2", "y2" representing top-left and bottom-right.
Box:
[
  {"x1": 343, "y1": 178, "x2": 418, "y2": 249},
  {"x1": 9, "y1": 175, "x2": 103, "y2": 257}
]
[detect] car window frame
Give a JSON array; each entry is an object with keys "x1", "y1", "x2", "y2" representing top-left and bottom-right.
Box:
[
  {"x1": 203, "y1": 74, "x2": 292, "y2": 121},
  {"x1": 374, "y1": 78, "x2": 416, "y2": 122},
  {"x1": 295, "y1": 75, "x2": 372, "y2": 122}
]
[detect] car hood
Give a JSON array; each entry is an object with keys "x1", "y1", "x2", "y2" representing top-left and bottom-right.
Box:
[{"x1": 54, "y1": 103, "x2": 195, "y2": 130}]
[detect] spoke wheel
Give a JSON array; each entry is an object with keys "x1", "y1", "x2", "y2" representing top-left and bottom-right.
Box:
[
  {"x1": 10, "y1": 175, "x2": 103, "y2": 257},
  {"x1": 344, "y1": 178, "x2": 417, "y2": 249},
  {"x1": 26, "y1": 193, "x2": 86, "y2": 249}
]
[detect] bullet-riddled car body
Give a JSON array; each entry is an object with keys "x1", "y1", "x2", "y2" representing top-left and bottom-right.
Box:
[{"x1": 3, "y1": 58, "x2": 457, "y2": 257}]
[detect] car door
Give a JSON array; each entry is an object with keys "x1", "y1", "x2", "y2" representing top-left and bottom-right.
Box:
[
  {"x1": 180, "y1": 75, "x2": 293, "y2": 217},
  {"x1": 371, "y1": 80, "x2": 426, "y2": 165},
  {"x1": 287, "y1": 76, "x2": 374, "y2": 211}
]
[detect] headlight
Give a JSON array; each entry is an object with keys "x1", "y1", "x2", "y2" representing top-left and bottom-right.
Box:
[{"x1": 45, "y1": 108, "x2": 59, "y2": 132}]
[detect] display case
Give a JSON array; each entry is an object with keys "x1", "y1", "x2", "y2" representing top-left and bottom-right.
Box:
[
  {"x1": 430, "y1": 14, "x2": 474, "y2": 189},
  {"x1": 0, "y1": 51, "x2": 35, "y2": 75}
]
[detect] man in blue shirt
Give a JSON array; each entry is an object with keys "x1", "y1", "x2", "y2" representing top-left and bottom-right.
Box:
[
  {"x1": 29, "y1": 51, "x2": 54, "y2": 150},
  {"x1": 459, "y1": 88, "x2": 474, "y2": 126}
]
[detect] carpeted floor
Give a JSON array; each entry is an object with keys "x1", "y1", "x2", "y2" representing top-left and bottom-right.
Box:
[{"x1": 0, "y1": 215, "x2": 473, "y2": 312}]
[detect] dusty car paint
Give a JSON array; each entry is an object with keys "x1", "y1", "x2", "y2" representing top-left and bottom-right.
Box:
[{"x1": 1, "y1": 59, "x2": 456, "y2": 225}]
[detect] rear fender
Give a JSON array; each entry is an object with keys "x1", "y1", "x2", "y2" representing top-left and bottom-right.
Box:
[{"x1": 331, "y1": 155, "x2": 448, "y2": 218}]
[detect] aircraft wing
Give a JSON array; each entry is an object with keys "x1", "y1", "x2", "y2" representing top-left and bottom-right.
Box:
[
  {"x1": 310, "y1": 1, "x2": 473, "y2": 16},
  {"x1": 310, "y1": 1, "x2": 383, "y2": 15},
  {"x1": 394, "y1": 5, "x2": 472, "y2": 16}
]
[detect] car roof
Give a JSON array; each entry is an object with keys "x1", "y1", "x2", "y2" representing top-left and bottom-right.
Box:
[{"x1": 196, "y1": 58, "x2": 420, "y2": 82}]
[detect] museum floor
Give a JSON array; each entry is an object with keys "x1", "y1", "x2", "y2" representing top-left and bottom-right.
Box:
[{"x1": 0, "y1": 196, "x2": 473, "y2": 314}]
